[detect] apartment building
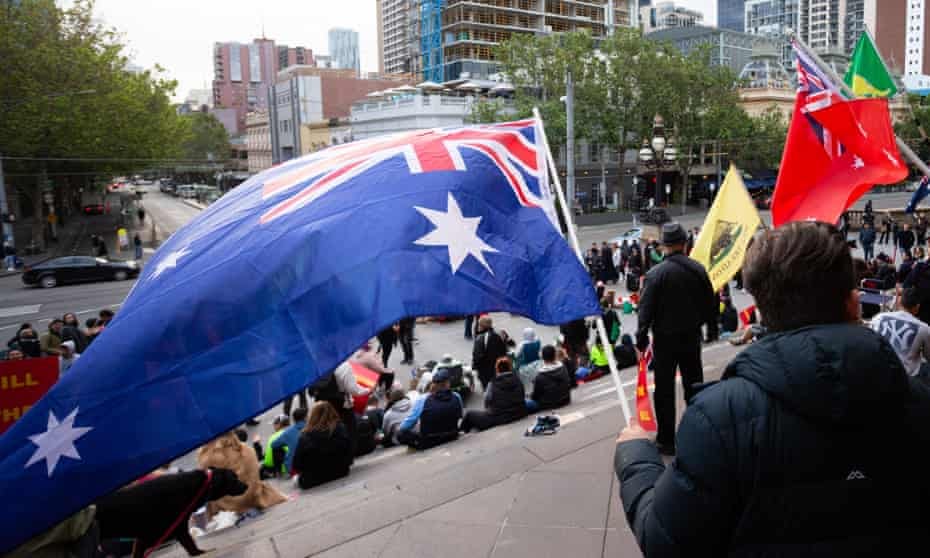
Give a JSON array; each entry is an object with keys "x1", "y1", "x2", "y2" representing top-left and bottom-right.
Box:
[{"x1": 416, "y1": 0, "x2": 636, "y2": 83}]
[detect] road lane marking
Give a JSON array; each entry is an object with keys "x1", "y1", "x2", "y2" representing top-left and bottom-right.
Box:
[
  {"x1": 0, "y1": 303, "x2": 122, "y2": 331},
  {"x1": 0, "y1": 304, "x2": 41, "y2": 318}
]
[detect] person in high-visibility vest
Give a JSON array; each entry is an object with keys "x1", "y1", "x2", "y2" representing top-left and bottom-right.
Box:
[{"x1": 260, "y1": 415, "x2": 291, "y2": 478}]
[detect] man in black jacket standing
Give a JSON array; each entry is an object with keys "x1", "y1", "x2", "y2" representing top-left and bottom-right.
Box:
[
  {"x1": 616, "y1": 221, "x2": 930, "y2": 556},
  {"x1": 472, "y1": 316, "x2": 508, "y2": 390},
  {"x1": 636, "y1": 222, "x2": 716, "y2": 455}
]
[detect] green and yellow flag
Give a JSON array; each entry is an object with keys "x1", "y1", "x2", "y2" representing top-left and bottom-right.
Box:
[
  {"x1": 844, "y1": 32, "x2": 898, "y2": 98},
  {"x1": 691, "y1": 166, "x2": 762, "y2": 292}
]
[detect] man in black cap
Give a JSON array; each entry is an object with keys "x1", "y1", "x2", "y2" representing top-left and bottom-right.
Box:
[{"x1": 636, "y1": 222, "x2": 717, "y2": 455}]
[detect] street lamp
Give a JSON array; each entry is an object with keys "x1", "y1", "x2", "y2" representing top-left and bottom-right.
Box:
[{"x1": 638, "y1": 114, "x2": 677, "y2": 208}]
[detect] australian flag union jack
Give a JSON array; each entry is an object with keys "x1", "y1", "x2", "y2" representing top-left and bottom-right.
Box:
[
  {"x1": 794, "y1": 40, "x2": 844, "y2": 159},
  {"x1": 0, "y1": 118, "x2": 599, "y2": 552}
]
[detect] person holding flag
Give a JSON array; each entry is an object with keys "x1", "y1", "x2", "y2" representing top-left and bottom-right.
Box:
[
  {"x1": 690, "y1": 165, "x2": 762, "y2": 293},
  {"x1": 0, "y1": 118, "x2": 603, "y2": 552},
  {"x1": 635, "y1": 222, "x2": 717, "y2": 456},
  {"x1": 616, "y1": 221, "x2": 930, "y2": 556}
]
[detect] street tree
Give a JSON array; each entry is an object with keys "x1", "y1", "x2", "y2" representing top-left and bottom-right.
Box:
[
  {"x1": 488, "y1": 30, "x2": 758, "y2": 209},
  {"x1": 179, "y1": 112, "x2": 231, "y2": 163},
  {"x1": 0, "y1": 0, "x2": 187, "y2": 248}
]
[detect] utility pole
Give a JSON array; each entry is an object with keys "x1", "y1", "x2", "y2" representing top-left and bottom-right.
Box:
[
  {"x1": 566, "y1": 69, "x2": 576, "y2": 215},
  {"x1": 0, "y1": 153, "x2": 10, "y2": 248}
]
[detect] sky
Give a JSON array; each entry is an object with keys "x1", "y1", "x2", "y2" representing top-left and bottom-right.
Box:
[
  {"x1": 73, "y1": 0, "x2": 717, "y2": 103},
  {"x1": 75, "y1": 0, "x2": 380, "y2": 101}
]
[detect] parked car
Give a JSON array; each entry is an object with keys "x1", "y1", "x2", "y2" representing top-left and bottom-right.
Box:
[
  {"x1": 82, "y1": 203, "x2": 105, "y2": 215},
  {"x1": 175, "y1": 185, "x2": 197, "y2": 198},
  {"x1": 609, "y1": 227, "x2": 643, "y2": 245},
  {"x1": 22, "y1": 256, "x2": 140, "y2": 288}
]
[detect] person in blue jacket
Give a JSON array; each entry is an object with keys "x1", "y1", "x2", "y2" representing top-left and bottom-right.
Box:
[
  {"x1": 396, "y1": 368, "x2": 463, "y2": 450},
  {"x1": 270, "y1": 406, "x2": 307, "y2": 474}
]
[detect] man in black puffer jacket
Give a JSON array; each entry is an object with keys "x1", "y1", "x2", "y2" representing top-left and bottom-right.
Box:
[
  {"x1": 615, "y1": 222, "x2": 930, "y2": 557},
  {"x1": 461, "y1": 357, "x2": 527, "y2": 432},
  {"x1": 528, "y1": 345, "x2": 572, "y2": 411}
]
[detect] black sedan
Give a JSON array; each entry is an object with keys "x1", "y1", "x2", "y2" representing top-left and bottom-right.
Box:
[{"x1": 22, "y1": 256, "x2": 140, "y2": 288}]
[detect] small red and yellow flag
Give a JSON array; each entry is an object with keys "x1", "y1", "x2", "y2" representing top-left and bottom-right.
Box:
[{"x1": 636, "y1": 347, "x2": 657, "y2": 432}]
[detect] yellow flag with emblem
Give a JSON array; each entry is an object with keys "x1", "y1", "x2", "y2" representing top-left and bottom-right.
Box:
[{"x1": 690, "y1": 166, "x2": 762, "y2": 292}]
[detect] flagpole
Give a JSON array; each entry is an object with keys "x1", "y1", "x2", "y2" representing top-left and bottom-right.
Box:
[
  {"x1": 790, "y1": 31, "x2": 930, "y2": 178},
  {"x1": 533, "y1": 107, "x2": 633, "y2": 425}
]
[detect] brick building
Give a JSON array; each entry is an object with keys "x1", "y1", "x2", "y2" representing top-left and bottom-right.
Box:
[{"x1": 268, "y1": 66, "x2": 411, "y2": 163}]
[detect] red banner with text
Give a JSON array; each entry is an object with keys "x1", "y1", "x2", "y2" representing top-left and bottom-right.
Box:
[{"x1": 0, "y1": 357, "x2": 58, "y2": 435}]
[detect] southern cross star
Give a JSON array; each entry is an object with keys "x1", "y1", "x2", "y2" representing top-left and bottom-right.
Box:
[
  {"x1": 414, "y1": 193, "x2": 499, "y2": 275},
  {"x1": 25, "y1": 408, "x2": 93, "y2": 477},
  {"x1": 150, "y1": 246, "x2": 191, "y2": 279}
]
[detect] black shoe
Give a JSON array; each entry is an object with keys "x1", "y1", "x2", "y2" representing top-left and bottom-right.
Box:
[
  {"x1": 245, "y1": 418, "x2": 260, "y2": 426},
  {"x1": 656, "y1": 442, "x2": 676, "y2": 456}
]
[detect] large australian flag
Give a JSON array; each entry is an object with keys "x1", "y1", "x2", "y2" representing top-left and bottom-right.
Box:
[{"x1": 0, "y1": 118, "x2": 599, "y2": 551}]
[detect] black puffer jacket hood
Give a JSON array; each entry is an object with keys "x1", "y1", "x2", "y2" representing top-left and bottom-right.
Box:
[{"x1": 723, "y1": 323, "x2": 909, "y2": 427}]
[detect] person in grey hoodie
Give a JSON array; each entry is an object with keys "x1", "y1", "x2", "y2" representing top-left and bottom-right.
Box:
[{"x1": 381, "y1": 389, "x2": 413, "y2": 447}]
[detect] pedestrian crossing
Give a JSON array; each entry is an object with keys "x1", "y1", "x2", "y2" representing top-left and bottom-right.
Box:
[{"x1": 0, "y1": 304, "x2": 41, "y2": 319}]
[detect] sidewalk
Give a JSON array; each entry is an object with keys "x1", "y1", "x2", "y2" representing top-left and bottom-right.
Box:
[{"x1": 0, "y1": 192, "x2": 163, "y2": 277}]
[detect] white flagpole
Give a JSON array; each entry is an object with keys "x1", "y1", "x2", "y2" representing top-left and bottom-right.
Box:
[
  {"x1": 533, "y1": 107, "x2": 633, "y2": 425},
  {"x1": 790, "y1": 31, "x2": 930, "y2": 177}
]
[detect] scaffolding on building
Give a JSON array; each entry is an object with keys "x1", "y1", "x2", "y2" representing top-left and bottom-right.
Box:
[{"x1": 420, "y1": 0, "x2": 444, "y2": 82}]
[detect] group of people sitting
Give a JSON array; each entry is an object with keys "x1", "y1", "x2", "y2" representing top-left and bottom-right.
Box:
[
  {"x1": 4, "y1": 309, "x2": 114, "y2": 373},
  {"x1": 194, "y1": 334, "x2": 581, "y2": 503}
]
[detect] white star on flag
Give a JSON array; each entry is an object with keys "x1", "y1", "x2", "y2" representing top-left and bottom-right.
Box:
[
  {"x1": 414, "y1": 193, "x2": 499, "y2": 274},
  {"x1": 25, "y1": 408, "x2": 93, "y2": 477},
  {"x1": 150, "y1": 246, "x2": 191, "y2": 279},
  {"x1": 852, "y1": 156, "x2": 865, "y2": 170}
]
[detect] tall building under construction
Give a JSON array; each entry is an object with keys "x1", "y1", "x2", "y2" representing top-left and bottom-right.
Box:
[{"x1": 380, "y1": 1, "x2": 637, "y2": 82}]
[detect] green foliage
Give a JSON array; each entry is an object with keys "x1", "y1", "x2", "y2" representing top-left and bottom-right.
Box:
[
  {"x1": 894, "y1": 94, "x2": 930, "y2": 162},
  {"x1": 0, "y1": 0, "x2": 189, "y2": 201},
  {"x1": 492, "y1": 29, "x2": 784, "y2": 181},
  {"x1": 733, "y1": 106, "x2": 788, "y2": 171},
  {"x1": 179, "y1": 112, "x2": 231, "y2": 162}
]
